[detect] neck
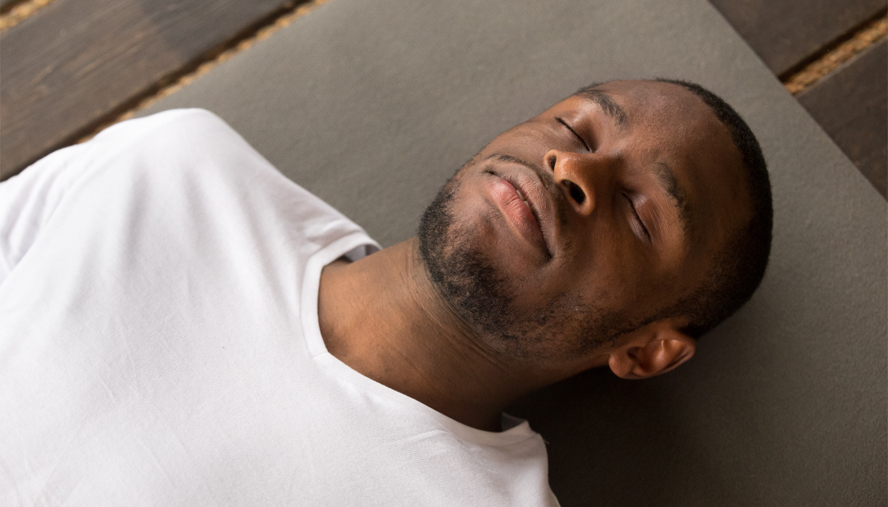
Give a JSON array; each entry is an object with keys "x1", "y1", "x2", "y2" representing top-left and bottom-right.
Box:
[{"x1": 318, "y1": 238, "x2": 545, "y2": 431}]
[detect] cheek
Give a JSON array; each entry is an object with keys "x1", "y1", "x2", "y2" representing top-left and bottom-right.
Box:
[{"x1": 549, "y1": 233, "x2": 655, "y2": 309}]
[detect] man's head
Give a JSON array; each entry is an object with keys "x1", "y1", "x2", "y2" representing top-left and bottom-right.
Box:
[{"x1": 418, "y1": 79, "x2": 772, "y2": 379}]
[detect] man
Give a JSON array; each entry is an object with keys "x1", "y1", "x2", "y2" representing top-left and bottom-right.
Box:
[{"x1": 0, "y1": 79, "x2": 771, "y2": 505}]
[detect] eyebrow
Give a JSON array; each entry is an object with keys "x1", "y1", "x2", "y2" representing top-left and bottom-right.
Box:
[
  {"x1": 575, "y1": 89, "x2": 628, "y2": 129},
  {"x1": 654, "y1": 162, "x2": 692, "y2": 233}
]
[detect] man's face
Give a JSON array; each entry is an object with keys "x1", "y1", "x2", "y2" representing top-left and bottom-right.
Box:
[{"x1": 418, "y1": 80, "x2": 750, "y2": 364}]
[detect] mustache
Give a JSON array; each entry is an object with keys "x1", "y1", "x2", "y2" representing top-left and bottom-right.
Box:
[
  {"x1": 483, "y1": 153, "x2": 558, "y2": 193},
  {"x1": 480, "y1": 153, "x2": 568, "y2": 223}
]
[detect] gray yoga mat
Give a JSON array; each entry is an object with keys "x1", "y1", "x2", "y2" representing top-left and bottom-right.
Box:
[{"x1": 141, "y1": 0, "x2": 887, "y2": 505}]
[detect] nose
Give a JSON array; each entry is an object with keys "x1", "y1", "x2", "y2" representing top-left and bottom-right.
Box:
[{"x1": 545, "y1": 149, "x2": 610, "y2": 216}]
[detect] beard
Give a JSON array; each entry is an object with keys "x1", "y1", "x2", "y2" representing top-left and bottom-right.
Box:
[{"x1": 417, "y1": 165, "x2": 636, "y2": 361}]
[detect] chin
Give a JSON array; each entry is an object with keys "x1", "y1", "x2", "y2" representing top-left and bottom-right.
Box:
[
  {"x1": 420, "y1": 177, "x2": 597, "y2": 361},
  {"x1": 419, "y1": 158, "x2": 636, "y2": 362}
]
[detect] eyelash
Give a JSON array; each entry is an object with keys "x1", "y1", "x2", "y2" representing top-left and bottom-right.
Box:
[
  {"x1": 556, "y1": 117, "x2": 591, "y2": 151},
  {"x1": 622, "y1": 193, "x2": 651, "y2": 242}
]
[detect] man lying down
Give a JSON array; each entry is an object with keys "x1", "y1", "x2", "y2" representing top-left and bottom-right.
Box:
[{"x1": 0, "y1": 79, "x2": 772, "y2": 505}]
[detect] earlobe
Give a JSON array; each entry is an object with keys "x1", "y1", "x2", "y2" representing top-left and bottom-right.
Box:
[{"x1": 607, "y1": 321, "x2": 696, "y2": 380}]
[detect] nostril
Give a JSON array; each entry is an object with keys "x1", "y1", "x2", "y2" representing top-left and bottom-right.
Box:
[
  {"x1": 563, "y1": 180, "x2": 586, "y2": 204},
  {"x1": 547, "y1": 154, "x2": 556, "y2": 171}
]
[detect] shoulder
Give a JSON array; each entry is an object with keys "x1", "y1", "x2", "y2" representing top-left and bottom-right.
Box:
[
  {"x1": 2, "y1": 109, "x2": 285, "y2": 229},
  {"x1": 94, "y1": 108, "x2": 233, "y2": 146},
  {"x1": 73, "y1": 109, "x2": 283, "y2": 194},
  {"x1": 90, "y1": 110, "x2": 370, "y2": 239},
  {"x1": 91, "y1": 109, "x2": 249, "y2": 170}
]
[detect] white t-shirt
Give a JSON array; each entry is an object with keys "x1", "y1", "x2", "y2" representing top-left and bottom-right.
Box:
[{"x1": 0, "y1": 109, "x2": 558, "y2": 506}]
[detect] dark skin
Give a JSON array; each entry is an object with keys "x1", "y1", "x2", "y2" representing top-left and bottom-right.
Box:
[{"x1": 318, "y1": 80, "x2": 752, "y2": 431}]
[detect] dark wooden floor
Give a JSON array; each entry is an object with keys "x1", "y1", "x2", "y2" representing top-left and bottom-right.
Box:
[{"x1": 1, "y1": 0, "x2": 886, "y2": 198}]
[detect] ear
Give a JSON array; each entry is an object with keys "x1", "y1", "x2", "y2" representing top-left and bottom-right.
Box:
[{"x1": 607, "y1": 319, "x2": 696, "y2": 380}]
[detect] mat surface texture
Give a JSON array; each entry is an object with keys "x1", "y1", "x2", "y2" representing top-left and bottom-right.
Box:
[{"x1": 141, "y1": 0, "x2": 886, "y2": 505}]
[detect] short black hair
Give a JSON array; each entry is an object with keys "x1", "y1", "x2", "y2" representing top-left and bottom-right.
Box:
[{"x1": 575, "y1": 79, "x2": 773, "y2": 338}]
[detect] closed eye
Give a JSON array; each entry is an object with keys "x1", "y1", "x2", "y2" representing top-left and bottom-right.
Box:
[
  {"x1": 556, "y1": 117, "x2": 591, "y2": 151},
  {"x1": 623, "y1": 193, "x2": 651, "y2": 242}
]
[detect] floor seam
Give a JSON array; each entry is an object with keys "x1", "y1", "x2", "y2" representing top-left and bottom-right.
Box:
[
  {"x1": 72, "y1": 0, "x2": 331, "y2": 145},
  {"x1": 0, "y1": 0, "x2": 56, "y2": 31},
  {"x1": 782, "y1": 13, "x2": 887, "y2": 95}
]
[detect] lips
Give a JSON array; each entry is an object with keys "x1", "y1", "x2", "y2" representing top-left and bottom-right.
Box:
[{"x1": 487, "y1": 175, "x2": 551, "y2": 257}]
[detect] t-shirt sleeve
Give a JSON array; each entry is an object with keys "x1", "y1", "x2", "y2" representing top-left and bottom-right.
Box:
[
  {"x1": 0, "y1": 141, "x2": 97, "y2": 286},
  {"x1": 0, "y1": 109, "x2": 215, "y2": 286}
]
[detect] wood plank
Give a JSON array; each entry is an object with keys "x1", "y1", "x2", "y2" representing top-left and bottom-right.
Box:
[
  {"x1": 0, "y1": 0, "x2": 21, "y2": 12},
  {"x1": 0, "y1": 0, "x2": 301, "y2": 180},
  {"x1": 710, "y1": 0, "x2": 886, "y2": 76},
  {"x1": 797, "y1": 39, "x2": 887, "y2": 198}
]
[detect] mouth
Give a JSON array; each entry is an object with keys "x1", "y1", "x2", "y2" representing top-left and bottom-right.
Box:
[
  {"x1": 486, "y1": 172, "x2": 553, "y2": 259},
  {"x1": 512, "y1": 184, "x2": 540, "y2": 228}
]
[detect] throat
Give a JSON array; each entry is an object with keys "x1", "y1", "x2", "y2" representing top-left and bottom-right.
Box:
[{"x1": 316, "y1": 238, "x2": 527, "y2": 432}]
